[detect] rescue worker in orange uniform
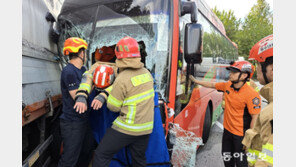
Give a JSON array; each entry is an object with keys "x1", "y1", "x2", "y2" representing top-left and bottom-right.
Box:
[
  {"x1": 88, "y1": 36, "x2": 154, "y2": 167},
  {"x1": 242, "y1": 34, "x2": 273, "y2": 166},
  {"x1": 190, "y1": 60, "x2": 261, "y2": 167},
  {"x1": 222, "y1": 72, "x2": 260, "y2": 109}
]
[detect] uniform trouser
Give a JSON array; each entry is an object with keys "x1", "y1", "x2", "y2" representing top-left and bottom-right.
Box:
[
  {"x1": 92, "y1": 128, "x2": 150, "y2": 167},
  {"x1": 222, "y1": 129, "x2": 248, "y2": 167},
  {"x1": 58, "y1": 119, "x2": 96, "y2": 167}
]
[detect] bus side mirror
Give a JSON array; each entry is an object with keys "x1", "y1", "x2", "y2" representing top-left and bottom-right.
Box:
[
  {"x1": 184, "y1": 23, "x2": 203, "y2": 64},
  {"x1": 181, "y1": 1, "x2": 197, "y2": 23}
]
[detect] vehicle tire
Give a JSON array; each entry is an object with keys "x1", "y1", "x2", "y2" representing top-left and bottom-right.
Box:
[{"x1": 202, "y1": 105, "x2": 211, "y2": 144}]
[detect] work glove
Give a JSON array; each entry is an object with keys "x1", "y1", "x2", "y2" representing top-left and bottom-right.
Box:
[
  {"x1": 76, "y1": 96, "x2": 87, "y2": 104},
  {"x1": 91, "y1": 94, "x2": 106, "y2": 110},
  {"x1": 74, "y1": 96, "x2": 88, "y2": 114},
  {"x1": 95, "y1": 94, "x2": 106, "y2": 104}
]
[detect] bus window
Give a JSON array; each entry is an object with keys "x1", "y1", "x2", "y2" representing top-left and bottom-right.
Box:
[
  {"x1": 175, "y1": 13, "x2": 194, "y2": 115},
  {"x1": 213, "y1": 66, "x2": 229, "y2": 82}
]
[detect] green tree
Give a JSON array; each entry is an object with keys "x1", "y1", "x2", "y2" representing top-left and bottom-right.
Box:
[
  {"x1": 236, "y1": 0, "x2": 273, "y2": 58},
  {"x1": 212, "y1": 0, "x2": 273, "y2": 59},
  {"x1": 212, "y1": 7, "x2": 240, "y2": 42}
]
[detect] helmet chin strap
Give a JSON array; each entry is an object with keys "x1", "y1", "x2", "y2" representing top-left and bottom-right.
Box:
[
  {"x1": 231, "y1": 72, "x2": 248, "y2": 84},
  {"x1": 231, "y1": 72, "x2": 242, "y2": 84},
  {"x1": 261, "y1": 62, "x2": 270, "y2": 84},
  {"x1": 78, "y1": 52, "x2": 86, "y2": 64}
]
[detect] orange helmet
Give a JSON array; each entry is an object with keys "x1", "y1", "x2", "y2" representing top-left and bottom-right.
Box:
[
  {"x1": 95, "y1": 46, "x2": 116, "y2": 62},
  {"x1": 93, "y1": 65, "x2": 115, "y2": 89},
  {"x1": 115, "y1": 36, "x2": 141, "y2": 59},
  {"x1": 226, "y1": 61, "x2": 255, "y2": 79},
  {"x1": 249, "y1": 34, "x2": 273, "y2": 62},
  {"x1": 63, "y1": 37, "x2": 88, "y2": 56}
]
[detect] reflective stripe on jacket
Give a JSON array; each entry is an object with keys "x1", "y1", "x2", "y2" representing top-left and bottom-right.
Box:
[
  {"x1": 107, "y1": 58, "x2": 154, "y2": 136},
  {"x1": 247, "y1": 141, "x2": 273, "y2": 166}
]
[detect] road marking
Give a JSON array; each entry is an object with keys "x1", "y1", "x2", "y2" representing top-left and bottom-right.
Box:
[{"x1": 215, "y1": 121, "x2": 224, "y2": 130}]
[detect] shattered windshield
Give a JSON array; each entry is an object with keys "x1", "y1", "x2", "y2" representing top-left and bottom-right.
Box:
[{"x1": 57, "y1": 0, "x2": 171, "y2": 98}]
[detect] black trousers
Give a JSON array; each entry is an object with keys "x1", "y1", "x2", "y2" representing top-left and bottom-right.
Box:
[
  {"x1": 58, "y1": 119, "x2": 96, "y2": 167},
  {"x1": 92, "y1": 128, "x2": 150, "y2": 167},
  {"x1": 222, "y1": 129, "x2": 248, "y2": 167}
]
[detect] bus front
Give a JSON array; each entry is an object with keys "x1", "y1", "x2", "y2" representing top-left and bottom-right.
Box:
[{"x1": 57, "y1": 0, "x2": 173, "y2": 101}]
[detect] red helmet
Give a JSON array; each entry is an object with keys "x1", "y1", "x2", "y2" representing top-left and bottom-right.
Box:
[
  {"x1": 115, "y1": 36, "x2": 141, "y2": 59},
  {"x1": 226, "y1": 61, "x2": 255, "y2": 79},
  {"x1": 249, "y1": 34, "x2": 273, "y2": 62},
  {"x1": 93, "y1": 65, "x2": 115, "y2": 89},
  {"x1": 63, "y1": 37, "x2": 88, "y2": 56}
]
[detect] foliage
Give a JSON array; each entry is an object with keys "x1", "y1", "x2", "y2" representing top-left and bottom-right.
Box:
[
  {"x1": 212, "y1": 0, "x2": 273, "y2": 59},
  {"x1": 212, "y1": 7, "x2": 240, "y2": 42}
]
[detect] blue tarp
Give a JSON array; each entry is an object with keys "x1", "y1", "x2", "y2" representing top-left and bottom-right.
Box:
[{"x1": 88, "y1": 89, "x2": 170, "y2": 167}]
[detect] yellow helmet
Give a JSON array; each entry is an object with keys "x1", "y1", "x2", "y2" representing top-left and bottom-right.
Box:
[{"x1": 63, "y1": 37, "x2": 88, "y2": 55}]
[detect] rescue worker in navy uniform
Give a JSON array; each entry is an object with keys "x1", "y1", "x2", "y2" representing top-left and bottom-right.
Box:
[
  {"x1": 58, "y1": 37, "x2": 95, "y2": 167},
  {"x1": 190, "y1": 60, "x2": 261, "y2": 167},
  {"x1": 242, "y1": 34, "x2": 273, "y2": 166}
]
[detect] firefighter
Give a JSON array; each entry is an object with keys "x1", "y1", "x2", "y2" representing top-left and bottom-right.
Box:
[
  {"x1": 190, "y1": 60, "x2": 261, "y2": 167},
  {"x1": 242, "y1": 34, "x2": 273, "y2": 166},
  {"x1": 58, "y1": 37, "x2": 95, "y2": 167},
  {"x1": 90, "y1": 36, "x2": 154, "y2": 167},
  {"x1": 74, "y1": 61, "x2": 118, "y2": 114}
]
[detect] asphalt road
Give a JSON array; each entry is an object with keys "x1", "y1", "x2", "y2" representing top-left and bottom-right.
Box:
[
  {"x1": 194, "y1": 82, "x2": 267, "y2": 167},
  {"x1": 195, "y1": 113, "x2": 225, "y2": 167}
]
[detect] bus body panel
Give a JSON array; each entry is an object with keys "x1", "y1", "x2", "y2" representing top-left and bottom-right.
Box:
[
  {"x1": 174, "y1": 87, "x2": 223, "y2": 136},
  {"x1": 167, "y1": 0, "x2": 179, "y2": 110},
  {"x1": 170, "y1": 0, "x2": 237, "y2": 144}
]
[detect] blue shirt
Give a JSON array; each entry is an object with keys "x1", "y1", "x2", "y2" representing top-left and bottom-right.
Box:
[{"x1": 60, "y1": 63, "x2": 89, "y2": 121}]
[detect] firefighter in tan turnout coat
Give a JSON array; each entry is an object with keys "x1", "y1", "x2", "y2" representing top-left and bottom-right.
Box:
[
  {"x1": 89, "y1": 36, "x2": 155, "y2": 167},
  {"x1": 74, "y1": 60, "x2": 118, "y2": 113},
  {"x1": 242, "y1": 34, "x2": 273, "y2": 166}
]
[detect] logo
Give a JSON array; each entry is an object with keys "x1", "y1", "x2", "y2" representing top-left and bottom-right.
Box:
[
  {"x1": 252, "y1": 97, "x2": 260, "y2": 105},
  {"x1": 68, "y1": 83, "x2": 76, "y2": 87},
  {"x1": 258, "y1": 40, "x2": 273, "y2": 55}
]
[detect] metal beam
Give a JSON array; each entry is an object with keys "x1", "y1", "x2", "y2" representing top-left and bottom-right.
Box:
[{"x1": 22, "y1": 135, "x2": 53, "y2": 167}]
